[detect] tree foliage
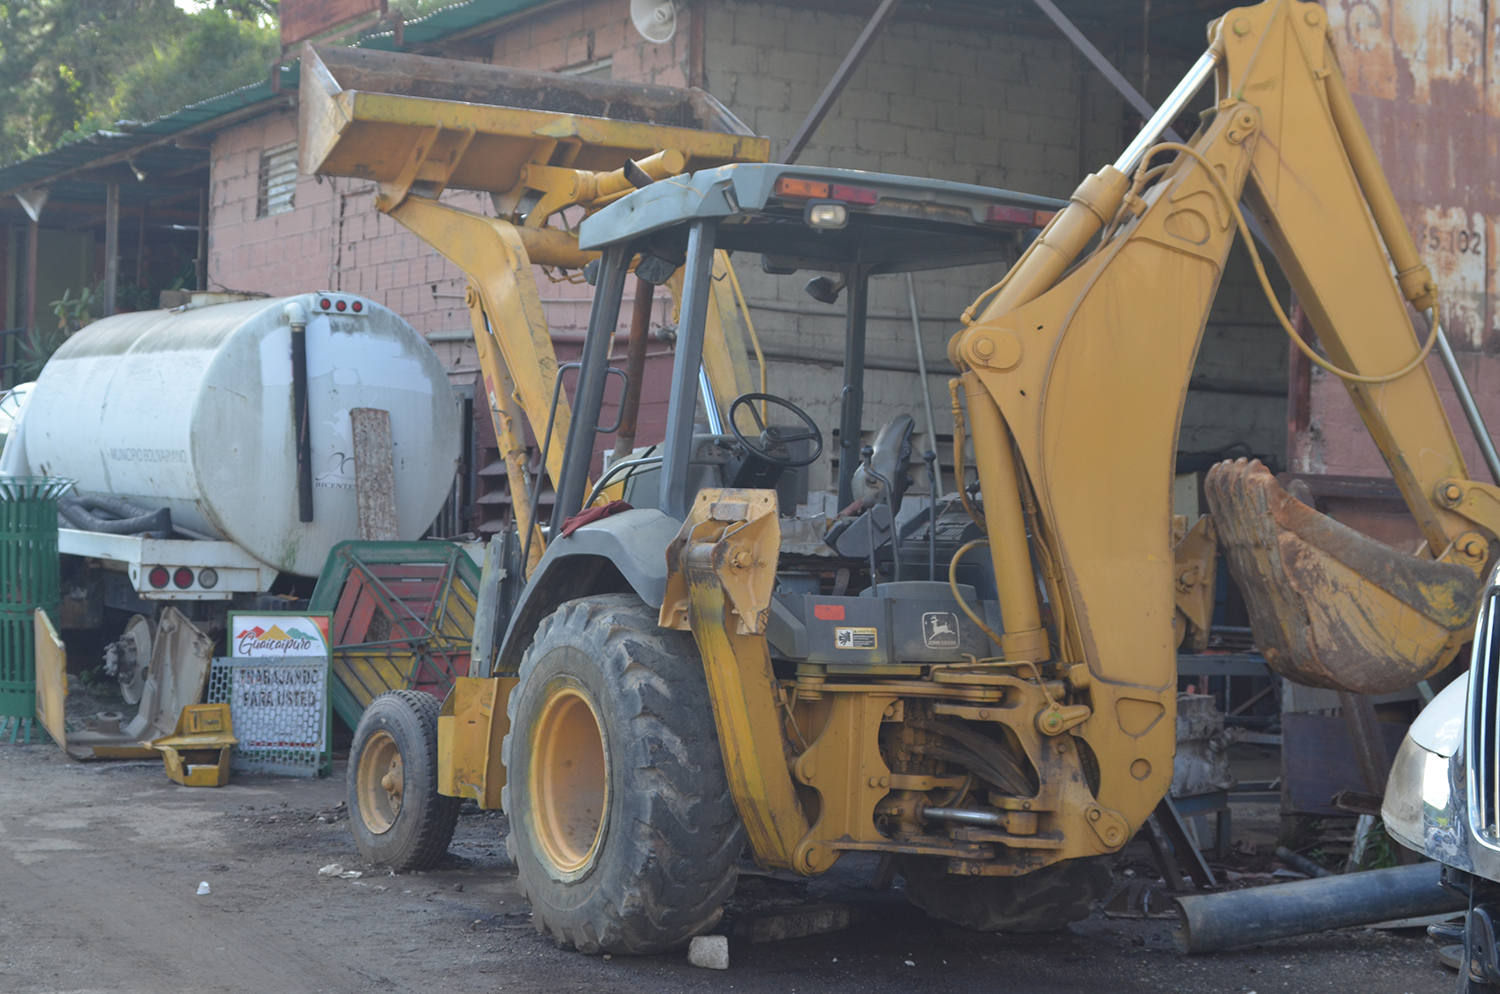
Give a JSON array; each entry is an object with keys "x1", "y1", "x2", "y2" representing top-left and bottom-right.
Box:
[{"x1": 0, "y1": 0, "x2": 279, "y2": 165}]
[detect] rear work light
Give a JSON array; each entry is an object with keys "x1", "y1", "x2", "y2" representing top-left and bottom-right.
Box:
[
  {"x1": 148, "y1": 566, "x2": 170, "y2": 589},
  {"x1": 805, "y1": 201, "x2": 848, "y2": 230}
]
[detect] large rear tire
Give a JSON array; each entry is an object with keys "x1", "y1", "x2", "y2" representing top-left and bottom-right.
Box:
[
  {"x1": 347, "y1": 689, "x2": 460, "y2": 871},
  {"x1": 503, "y1": 593, "x2": 743, "y2": 955},
  {"x1": 899, "y1": 855, "x2": 1113, "y2": 932}
]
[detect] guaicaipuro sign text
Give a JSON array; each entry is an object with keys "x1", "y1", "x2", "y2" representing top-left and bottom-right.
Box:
[{"x1": 231, "y1": 615, "x2": 330, "y2": 657}]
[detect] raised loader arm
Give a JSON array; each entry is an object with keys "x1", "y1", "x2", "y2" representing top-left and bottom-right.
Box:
[
  {"x1": 948, "y1": 0, "x2": 1497, "y2": 843},
  {"x1": 298, "y1": 44, "x2": 770, "y2": 571}
]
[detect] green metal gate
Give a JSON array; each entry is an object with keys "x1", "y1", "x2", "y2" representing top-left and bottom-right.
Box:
[{"x1": 0, "y1": 477, "x2": 71, "y2": 743}]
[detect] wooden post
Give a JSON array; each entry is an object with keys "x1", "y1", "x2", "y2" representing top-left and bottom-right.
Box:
[
  {"x1": 196, "y1": 187, "x2": 208, "y2": 291},
  {"x1": 351, "y1": 407, "x2": 399, "y2": 541},
  {"x1": 104, "y1": 181, "x2": 119, "y2": 317}
]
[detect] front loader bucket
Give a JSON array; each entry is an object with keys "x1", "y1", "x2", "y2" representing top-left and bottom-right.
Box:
[{"x1": 1204, "y1": 459, "x2": 1479, "y2": 694}]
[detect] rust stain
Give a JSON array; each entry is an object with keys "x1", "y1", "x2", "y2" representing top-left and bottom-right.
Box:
[{"x1": 1325, "y1": 0, "x2": 1497, "y2": 351}]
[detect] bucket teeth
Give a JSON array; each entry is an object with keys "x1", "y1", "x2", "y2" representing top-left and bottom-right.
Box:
[{"x1": 1204, "y1": 458, "x2": 1479, "y2": 694}]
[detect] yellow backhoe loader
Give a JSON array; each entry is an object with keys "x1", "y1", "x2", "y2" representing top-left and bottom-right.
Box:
[{"x1": 304, "y1": 0, "x2": 1500, "y2": 956}]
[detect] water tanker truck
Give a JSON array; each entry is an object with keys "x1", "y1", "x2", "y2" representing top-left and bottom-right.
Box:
[{"x1": 1, "y1": 290, "x2": 461, "y2": 713}]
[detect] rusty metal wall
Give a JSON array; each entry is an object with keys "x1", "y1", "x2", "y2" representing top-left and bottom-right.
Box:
[
  {"x1": 1291, "y1": 2, "x2": 1498, "y2": 481},
  {"x1": 1328, "y1": 1, "x2": 1496, "y2": 351}
]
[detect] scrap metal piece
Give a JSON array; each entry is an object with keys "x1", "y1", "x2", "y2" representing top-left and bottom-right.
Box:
[
  {"x1": 1205, "y1": 458, "x2": 1479, "y2": 694},
  {"x1": 152, "y1": 703, "x2": 237, "y2": 787},
  {"x1": 33, "y1": 608, "x2": 67, "y2": 749},
  {"x1": 60, "y1": 606, "x2": 214, "y2": 759}
]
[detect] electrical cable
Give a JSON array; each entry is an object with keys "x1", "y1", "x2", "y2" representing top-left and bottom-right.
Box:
[{"x1": 1139, "y1": 141, "x2": 1439, "y2": 386}]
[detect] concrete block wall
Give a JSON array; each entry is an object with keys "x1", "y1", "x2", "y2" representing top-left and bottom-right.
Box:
[
  {"x1": 204, "y1": 0, "x2": 1292, "y2": 501},
  {"x1": 704, "y1": 1, "x2": 1289, "y2": 488}
]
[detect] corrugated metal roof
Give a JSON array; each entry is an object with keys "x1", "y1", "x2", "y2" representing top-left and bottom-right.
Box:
[{"x1": 361, "y1": 0, "x2": 548, "y2": 51}]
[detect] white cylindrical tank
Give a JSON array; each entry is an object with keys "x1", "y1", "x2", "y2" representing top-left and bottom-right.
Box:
[{"x1": 13, "y1": 292, "x2": 460, "y2": 577}]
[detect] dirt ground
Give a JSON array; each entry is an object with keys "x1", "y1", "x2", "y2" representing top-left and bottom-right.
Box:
[{"x1": 0, "y1": 743, "x2": 1459, "y2": 994}]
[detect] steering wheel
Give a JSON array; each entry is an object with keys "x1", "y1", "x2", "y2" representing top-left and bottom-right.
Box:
[{"x1": 728, "y1": 392, "x2": 824, "y2": 468}]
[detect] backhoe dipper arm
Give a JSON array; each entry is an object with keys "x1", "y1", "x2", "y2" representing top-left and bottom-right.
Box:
[{"x1": 950, "y1": 0, "x2": 1491, "y2": 838}]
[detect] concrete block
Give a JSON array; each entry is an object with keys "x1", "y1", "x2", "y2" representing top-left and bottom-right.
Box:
[
  {"x1": 888, "y1": 94, "x2": 937, "y2": 128},
  {"x1": 865, "y1": 62, "x2": 914, "y2": 95},
  {"x1": 832, "y1": 88, "x2": 888, "y2": 122},
  {"x1": 767, "y1": 47, "x2": 819, "y2": 84},
  {"x1": 914, "y1": 69, "x2": 964, "y2": 102},
  {"x1": 953, "y1": 135, "x2": 1001, "y2": 168},
  {"x1": 937, "y1": 102, "x2": 984, "y2": 135},
  {"x1": 856, "y1": 119, "x2": 908, "y2": 155}
]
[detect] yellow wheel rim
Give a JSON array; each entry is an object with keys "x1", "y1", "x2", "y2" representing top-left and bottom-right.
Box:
[
  {"x1": 529, "y1": 684, "x2": 608, "y2": 877},
  {"x1": 357, "y1": 729, "x2": 404, "y2": 835}
]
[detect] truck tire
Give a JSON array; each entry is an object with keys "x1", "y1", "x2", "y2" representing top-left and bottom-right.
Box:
[
  {"x1": 348, "y1": 689, "x2": 459, "y2": 871},
  {"x1": 502, "y1": 593, "x2": 744, "y2": 955},
  {"x1": 899, "y1": 854, "x2": 1113, "y2": 932}
]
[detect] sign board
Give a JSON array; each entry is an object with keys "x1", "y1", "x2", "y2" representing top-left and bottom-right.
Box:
[
  {"x1": 231, "y1": 613, "x2": 330, "y2": 657},
  {"x1": 208, "y1": 612, "x2": 333, "y2": 777},
  {"x1": 281, "y1": 0, "x2": 384, "y2": 49}
]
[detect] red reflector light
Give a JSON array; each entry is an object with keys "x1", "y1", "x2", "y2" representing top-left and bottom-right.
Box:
[
  {"x1": 813, "y1": 604, "x2": 846, "y2": 620},
  {"x1": 351, "y1": 301, "x2": 363, "y2": 312},
  {"x1": 335, "y1": 299, "x2": 347, "y2": 311},
  {"x1": 774, "y1": 176, "x2": 831, "y2": 199},
  {"x1": 830, "y1": 184, "x2": 877, "y2": 206},
  {"x1": 148, "y1": 566, "x2": 169, "y2": 589},
  {"x1": 173, "y1": 567, "x2": 194, "y2": 589},
  {"x1": 986, "y1": 205, "x2": 1037, "y2": 225},
  {"x1": 320, "y1": 298, "x2": 332, "y2": 309}
]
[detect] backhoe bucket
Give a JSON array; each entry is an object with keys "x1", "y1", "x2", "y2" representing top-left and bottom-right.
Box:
[{"x1": 1205, "y1": 459, "x2": 1479, "y2": 694}]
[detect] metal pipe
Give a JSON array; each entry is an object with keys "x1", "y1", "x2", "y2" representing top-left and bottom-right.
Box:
[
  {"x1": 1429, "y1": 309, "x2": 1500, "y2": 485},
  {"x1": 610, "y1": 276, "x2": 655, "y2": 462},
  {"x1": 285, "y1": 301, "x2": 314, "y2": 523},
  {"x1": 698, "y1": 365, "x2": 724, "y2": 435},
  {"x1": 1273, "y1": 845, "x2": 1332, "y2": 879},
  {"x1": 195, "y1": 187, "x2": 208, "y2": 291},
  {"x1": 552, "y1": 244, "x2": 629, "y2": 531},
  {"x1": 780, "y1": 0, "x2": 904, "y2": 165},
  {"x1": 905, "y1": 272, "x2": 942, "y2": 496},
  {"x1": 23, "y1": 219, "x2": 37, "y2": 337},
  {"x1": 1113, "y1": 49, "x2": 1218, "y2": 176},
  {"x1": 1029, "y1": 0, "x2": 1180, "y2": 142},
  {"x1": 659, "y1": 221, "x2": 719, "y2": 519},
  {"x1": 923, "y1": 806, "x2": 1004, "y2": 827},
  {"x1": 837, "y1": 270, "x2": 870, "y2": 509},
  {"x1": 1173, "y1": 862, "x2": 1464, "y2": 954}
]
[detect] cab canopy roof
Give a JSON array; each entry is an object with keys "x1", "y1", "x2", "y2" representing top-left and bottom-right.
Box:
[{"x1": 579, "y1": 163, "x2": 1067, "y2": 274}]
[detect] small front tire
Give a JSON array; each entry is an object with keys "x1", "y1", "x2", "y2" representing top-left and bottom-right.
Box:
[{"x1": 347, "y1": 689, "x2": 460, "y2": 871}]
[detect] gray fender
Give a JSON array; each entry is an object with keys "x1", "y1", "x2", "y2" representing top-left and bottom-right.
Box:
[{"x1": 495, "y1": 507, "x2": 682, "y2": 674}]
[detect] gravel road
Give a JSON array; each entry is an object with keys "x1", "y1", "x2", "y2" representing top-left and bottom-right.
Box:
[{"x1": 0, "y1": 744, "x2": 1457, "y2": 994}]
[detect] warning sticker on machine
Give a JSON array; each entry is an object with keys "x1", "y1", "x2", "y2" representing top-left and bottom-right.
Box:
[
  {"x1": 834, "y1": 627, "x2": 878, "y2": 649},
  {"x1": 922, "y1": 612, "x2": 961, "y2": 649}
]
